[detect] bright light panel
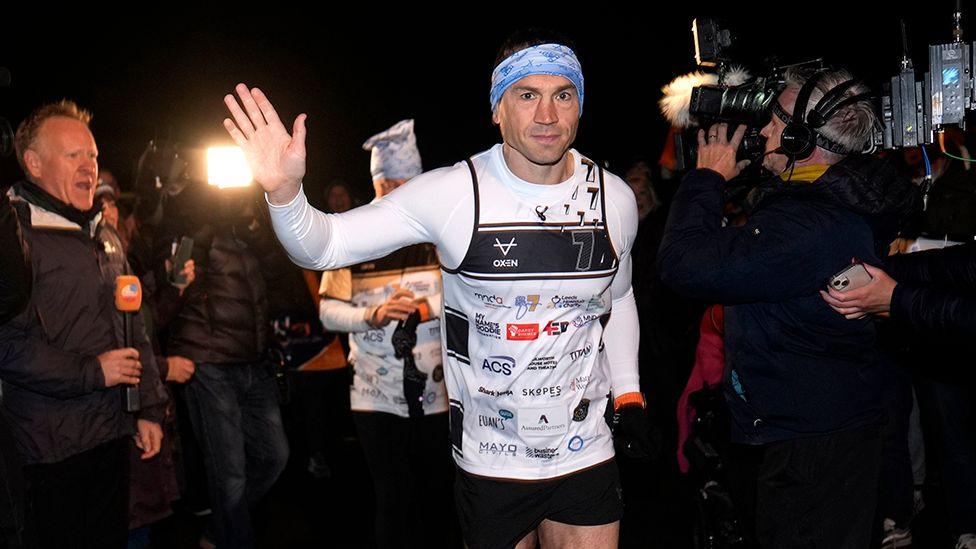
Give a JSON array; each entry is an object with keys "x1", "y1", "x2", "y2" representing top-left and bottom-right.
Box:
[{"x1": 207, "y1": 147, "x2": 253, "y2": 189}]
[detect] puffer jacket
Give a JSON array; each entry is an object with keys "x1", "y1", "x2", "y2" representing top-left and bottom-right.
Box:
[
  {"x1": 160, "y1": 184, "x2": 272, "y2": 364},
  {"x1": 659, "y1": 155, "x2": 918, "y2": 443},
  {"x1": 0, "y1": 184, "x2": 167, "y2": 464},
  {"x1": 886, "y1": 242, "x2": 976, "y2": 335}
]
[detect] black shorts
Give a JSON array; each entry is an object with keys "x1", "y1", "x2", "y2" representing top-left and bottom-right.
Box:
[{"x1": 454, "y1": 459, "x2": 623, "y2": 549}]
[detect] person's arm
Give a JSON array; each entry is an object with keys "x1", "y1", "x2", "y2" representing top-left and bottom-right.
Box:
[
  {"x1": 0, "y1": 193, "x2": 31, "y2": 326},
  {"x1": 821, "y1": 262, "x2": 976, "y2": 334},
  {"x1": 884, "y1": 242, "x2": 976, "y2": 288},
  {"x1": 320, "y1": 298, "x2": 372, "y2": 333},
  {"x1": 224, "y1": 85, "x2": 457, "y2": 271},
  {"x1": 890, "y1": 283, "x2": 976, "y2": 335},
  {"x1": 603, "y1": 178, "x2": 641, "y2": 401},
  {"x1": 0, "y1": 329, "x2": 106, "y2": 398}
]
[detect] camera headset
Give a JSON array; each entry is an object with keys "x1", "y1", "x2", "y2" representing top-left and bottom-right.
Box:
[{"x1": 771, "y1": 70, "x2": 875, "y2": 164}]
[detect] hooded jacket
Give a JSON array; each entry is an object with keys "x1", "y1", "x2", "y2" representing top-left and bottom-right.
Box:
[
  {"x1": 0, "y1": 183, "x2": 167, "y2": 464},
  {"x1": 659, "y1": 156, "x2": 917, "y2": 443}
]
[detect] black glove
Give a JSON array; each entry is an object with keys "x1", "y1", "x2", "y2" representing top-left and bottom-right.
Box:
[
  {"x1": 612, "y1": 405, "x2": 662, "y2": 462},
  {"x1": 393, "y1": 309, "x2": 427, "y2": 418}
]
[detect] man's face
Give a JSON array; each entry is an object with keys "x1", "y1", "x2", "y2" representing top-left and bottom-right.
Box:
[
  {"x1": 759, "y1": 86, "x2": 798, "y2": 174},
  {"x1": 25, "y1": 117, "x2": 98, "y2": 211},
  {"x1": 492, "y1": 74, "x2": 580, "y2": 169}
]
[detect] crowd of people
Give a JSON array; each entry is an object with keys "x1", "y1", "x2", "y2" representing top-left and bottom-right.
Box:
[{"x1": 1, "y1": 27, "x2": 975, "y2": 549}]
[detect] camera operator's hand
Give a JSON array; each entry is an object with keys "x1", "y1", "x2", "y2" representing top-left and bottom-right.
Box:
[
  {"x1": 819, "y1": 263, "x2": 896, "y2": 319},
  {"x1": 98, "y1": 348, "x2": 142, "y2": 387},
  {"x1": 223, "y1": 84, "x2": 307, "y2": 205},
  {"x1": 368, "y1": 287, "x2": 418, "y2": 328},
  {"x1": 612, "y1": 399, "x2": 662, "y2": 462},
  {"x1": 697, "y1": 123, "x2": 751, "y2": 181}
]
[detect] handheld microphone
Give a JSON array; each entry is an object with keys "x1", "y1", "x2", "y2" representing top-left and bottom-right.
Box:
[{"x1": 115, "y1": 275, "x2": 142, "y2": 412}]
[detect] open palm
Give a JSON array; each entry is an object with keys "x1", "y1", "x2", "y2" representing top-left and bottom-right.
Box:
[{"x1": 223, "y1": 84, "x2": 307, "y2": 202}]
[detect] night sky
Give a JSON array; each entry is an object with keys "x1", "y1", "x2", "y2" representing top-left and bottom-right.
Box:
[{"x1": 0, "y1": 7, "x2": 966, "y2": 207}]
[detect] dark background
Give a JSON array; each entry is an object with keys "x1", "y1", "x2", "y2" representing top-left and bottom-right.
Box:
[{"x1": 0, "y1": 6, "x2": 968, "y2": 205}]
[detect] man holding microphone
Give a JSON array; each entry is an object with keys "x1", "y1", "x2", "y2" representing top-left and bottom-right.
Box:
[{"x1": 0, "y1": 100, "x2": 167, "y2": 548}]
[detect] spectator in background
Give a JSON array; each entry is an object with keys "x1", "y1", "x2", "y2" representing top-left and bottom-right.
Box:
[
  {"x1": 159, "y1": 168, "x2": 288, "y2": 548},
  {"x1": 93, "y1": 176, "x2": 200, "y2": 547},
  {"x1": 0, "y1": 100, "x2": 167, "y2": 548},
  {"x1": 323, "y1": 180, "x2": 358, "y2": 213},
  {"x1": 624, "y1": 160, "x2": 661, "y2": 221},
  {"x1": 622, "y1": 156, "x2": 703, "y2": 546},
  {"x1": 823, "y1": 241, "x2": 976, "y2": 549},
  {"x1": 318, "y1": 120, "x2": 457, "y2": 548}
]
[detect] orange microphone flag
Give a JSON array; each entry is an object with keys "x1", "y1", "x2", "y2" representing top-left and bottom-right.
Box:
[{"x1": 115, "y1": 275, "x2": 142, "y2": 312}]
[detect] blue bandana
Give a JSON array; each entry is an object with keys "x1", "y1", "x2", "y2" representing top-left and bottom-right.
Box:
[{"x1": 490, "y1": 43, "x2": 584, "y2": 115}]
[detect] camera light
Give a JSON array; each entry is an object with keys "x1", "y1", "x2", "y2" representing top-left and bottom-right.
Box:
[{"x1": 207, "y1": 147, "x2": 252, "y2": 189}]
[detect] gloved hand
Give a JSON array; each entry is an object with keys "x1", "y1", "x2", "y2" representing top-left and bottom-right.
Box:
[
  {"x1": 393, "y1": 309, "x2": 427, "y2": 418},
  {"x1": 612, "y1": 404, "x2": 662, "y2": 462}
]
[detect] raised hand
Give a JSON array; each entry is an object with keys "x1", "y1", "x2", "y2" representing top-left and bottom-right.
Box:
[{"x1": 223, "y1": 84, "x2": 307, "y2": 204}]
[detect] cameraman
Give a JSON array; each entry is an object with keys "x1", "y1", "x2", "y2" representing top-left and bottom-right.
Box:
[{"x1": 659, "y1": 68, "x2": 916, "y2": 547}]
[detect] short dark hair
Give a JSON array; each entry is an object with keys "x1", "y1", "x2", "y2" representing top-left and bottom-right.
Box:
[
  {"x1": 493, "y1": 28, "x2": 576, "y2": 69},
  {"x1": 15, "y1": 99, "x2": 92, "y2": 173}
]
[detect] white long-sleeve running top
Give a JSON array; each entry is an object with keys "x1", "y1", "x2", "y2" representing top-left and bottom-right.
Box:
[{"x1": 269, "y1": 144, "x2": 640, "y2": 480}]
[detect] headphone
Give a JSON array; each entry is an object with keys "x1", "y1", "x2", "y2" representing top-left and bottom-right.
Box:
[{"x1": 775, "y1": 70, "x2": 875, "y2": 161}]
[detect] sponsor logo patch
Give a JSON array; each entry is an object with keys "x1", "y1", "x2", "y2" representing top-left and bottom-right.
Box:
[
  {"x1": 479, "y1": 442, "x2": 518, "y2": 456},
  {"x1": 506, "y1": 323, "x2": 539, "y2": 341},
  {"x1": 475, "y1": 313, "x2": 501, "y2": 339},
  {"x1": 547, "y1": 295, "x2": 584, "y2": 309},
  {"x1": 478, "y1": 386, "x2": 514, "y2": 398},
  {"x1": 524, "y1": 447, "x2": 559, "y2": 459},
  {"x1": 543, "y1": 320, "x2": 569, "y2": 336},
  {"x1": 526, "y1": 356, "x2": 557, "y2": 371},
  {"x1": 493, "y1": 237, "x2": 518, "y2": 256},
  {"x1": 519, "y1": 406, "x2": 569, "y2": 437},
  {"x1": 514, "y1": 295, "x2": 541, "y2": 319},
  {"x1": 569, "y1": 343, "x2": 593, "y2": 361},
  {"x1": 569, "y1": 375, "x2": 590, "y2": 392},
  {"x1": 475, "y1": 292, "x2": 510, "y2": 309},
  {"x1": 572, "y1": 314, "x2": 599, "y2": 328},
  {"x1": 572, "y1": 398, "x2": 591, "y2": 421},
  {"x1": 363, "y1": 329, "x2": 385, "y2": 343},
  {"x1": 477, "y1": 412, "x2": 510, "y2": 431},
  {"x1": 482, "y1": 356, "x2": 515, "y2": 376},
  {"x1": 521, "y1": 386, "x2": 562, "y2": 398}
]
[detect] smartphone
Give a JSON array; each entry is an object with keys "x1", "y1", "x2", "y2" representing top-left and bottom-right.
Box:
[
  {"x1": 170, "y1": 236, "x2": 194, "y2": 285},
  {"x1": 829, "y1": 262, "x2": 872, "y2": 292}
]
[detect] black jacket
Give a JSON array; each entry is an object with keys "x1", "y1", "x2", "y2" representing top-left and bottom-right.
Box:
[
  {"x1": 0, "y1": 192, "x2": 30, "y2": 326},
  {"x1": 160, "y1": 185, "x2": 273, "y2": 364},
  {"x1": 0, "y1": 184, "x2": 167, "y2": 464},
  {"x1": 886, "y1": 242, "x2": 976, "y2": 335},
  {"x1": 659, "y1": 156, "x2": 917, "y2": 443}
]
